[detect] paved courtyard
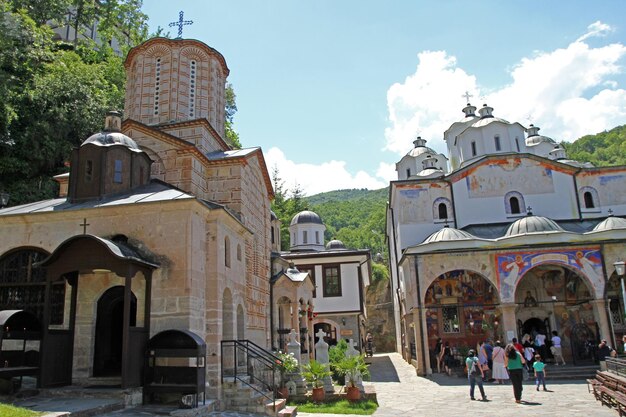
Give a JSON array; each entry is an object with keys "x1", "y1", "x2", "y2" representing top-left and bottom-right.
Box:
[
  {"x1": 300, "y1": 352, "x2": 617, "y2": 417},
  {"x1": 14, "y1": 352, "x2": 617, "y2": 417}
]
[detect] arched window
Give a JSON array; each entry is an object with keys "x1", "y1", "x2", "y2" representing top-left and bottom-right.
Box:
[
  {"x1": 579, "y1": 186, "x2": 600, "y2": 211},
  {"x1": 236, "y1": 244, "x2": 242, "y2": 261},
  {"x1": 438, "y1": 203, "x2": 448, "y2": 219},
  {"x1": 510, "y1": 197, "x2": 521, "y2": 214},
  {"x1": 471, "y1": 141, "x2": 477, "y2": 157},
  {"x1": 505, "y1": 191, "x2": 526, "y2": 216},
  {"x1": 225, "y1": 238, "x2": 231, "y2": 266},
  {"x1": 432, "y1": 197, "x2": 452, "y2": 221}
]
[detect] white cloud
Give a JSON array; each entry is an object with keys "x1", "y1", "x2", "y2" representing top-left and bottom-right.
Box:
[
  {"x1": 265, "y1": 147, "x2": 388, "y2": 196},
  {"x1": 385, "y1": 21, "x2": 626, "y2": 155}
]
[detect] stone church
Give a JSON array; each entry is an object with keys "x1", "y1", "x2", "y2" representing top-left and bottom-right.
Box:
[
  {"x1": 0, "y1": 36, "x2": 274, "y2": 395},
  {"x1": 387, "y1": 103, "x2": 626, "y2": 375}
]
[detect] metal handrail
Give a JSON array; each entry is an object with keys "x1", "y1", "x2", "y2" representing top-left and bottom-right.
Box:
[
  {"x1": 606, "y1": 357, "x2": 626, "y2": 378},
  {"x1": 220, "y1": 340, "x2": 279, "y2": 411}
]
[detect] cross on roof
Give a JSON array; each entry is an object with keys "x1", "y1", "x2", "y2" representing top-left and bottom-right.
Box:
[
  {"x1": 169, "y1": 11, "x2": 193, "y2": 38},
  {"x1": 79, "y1": 218, "x2": 90, "y2": 235},
  {"x1": 462, "y1": 91, "x2": 473, "y2": 103}
]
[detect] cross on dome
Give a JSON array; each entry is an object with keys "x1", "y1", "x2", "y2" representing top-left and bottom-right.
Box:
[{"x1": 169, "y1": 11, "x2": 193, "y2": 38}]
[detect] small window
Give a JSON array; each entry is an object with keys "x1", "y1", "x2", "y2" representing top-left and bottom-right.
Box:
[
  {"x1": 139, "y1": 166, "x2": 144, "y2": 184},
  {"x1": 225, "y1": 236, "x2": 231, "y2": 268},
  {"x1": 114, "y1": 160, "x2": 122, "y2": 183},
  {"x1": 584, "y1": 191, "x2": 595, "y2": 209},
  {"x1": 271, "y1": 226, "x2": 275, "y2": 244},
  {"x1": 323, "y1": 266, "x2": 341, "y2": 297},
  {"x1": 438, "y1": 203, "x2": 448, "y2": 219},
  {"x1": 303, "y1": 231, "x2": 308, "y2": 244},
  {"x1": 236, "y1": 243, "x2": 242, "y2": 261},
  {"x1": 471, "y1": 141, "x2": 477, "y2": 157},
  {"x1": 315, "y1": 231, "x2": 320, "y2": 244},
  {"x1": 406, "y1": 168, "x2": 411, "y2": 178},
  {"x1": 510, "y1": 197, "x2": 521, "y2": 214},
  {"x1": 442, "y1": 306, "x2": 460, "y2": 333},
  {"x1": 494, "y1": 135, "x2": 501, "y2": 151},
  {"x1": 85, "y1": 160, "x2": 93, "y2": 182},
  {"x1": 515, "y1": 137, "x2": 520, "y2": 152}
]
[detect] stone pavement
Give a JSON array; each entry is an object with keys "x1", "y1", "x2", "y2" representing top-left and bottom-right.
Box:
[
  {"x1": 12, "y1": 352, "x2": 618, "y2": 417},
  {"x1": 301, "y1": 352, "x2": 617, "y2": 417}
]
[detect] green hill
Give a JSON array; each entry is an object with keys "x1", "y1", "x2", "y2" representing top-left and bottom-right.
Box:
[
  {"x1": 561, "y1": 124, "x2": 626, "y2": 166},
  {"x1": 306, "y1": 188, "x2": 388, "y2": 254}
]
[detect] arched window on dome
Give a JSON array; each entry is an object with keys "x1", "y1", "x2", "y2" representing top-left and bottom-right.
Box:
[
  {"x1": 579, "y1": 186, "x2": 600, "y2": 211},
  {"x1": 505, "y1": 191, "x2": 526, "y2": 216},
  {"x1": 432, "y1": 197, "x2": 452, "y2": 222},
  {"x1": 471, "y1": 141, "x2": 477, "y2": 157}
]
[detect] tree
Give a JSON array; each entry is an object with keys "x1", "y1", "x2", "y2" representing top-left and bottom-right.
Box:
[{"x1": 224, "y1": 83, "x2": 241, "y2": 149}]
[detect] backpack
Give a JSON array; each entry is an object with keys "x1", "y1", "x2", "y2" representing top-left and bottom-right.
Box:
[{"x1": 468, "y1": 358, "x2": 478, "y2": 375}]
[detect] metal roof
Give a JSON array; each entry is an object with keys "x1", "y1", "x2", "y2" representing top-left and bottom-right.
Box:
[{"x1": 0, "y1": 180, "x2": 194, "y2": 216}]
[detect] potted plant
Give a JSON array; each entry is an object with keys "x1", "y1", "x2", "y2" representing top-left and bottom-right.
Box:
[
  {"x1": 275, "y1": 351, "x2": 299, "y2": 398},
  {"x1": 335, "y1": 354, "x2": 370, "y2": 401},
  {"x1": 301, "y1": 359, "x2": 332, "y2": 402}
]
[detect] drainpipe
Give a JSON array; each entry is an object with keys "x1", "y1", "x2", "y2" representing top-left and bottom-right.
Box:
[
  {"x1": 445, "y1": 179, "x2": 458, "y2": 227},
  {"x1": 389, "y1": 204, "x2": 405, "y2": 354}
]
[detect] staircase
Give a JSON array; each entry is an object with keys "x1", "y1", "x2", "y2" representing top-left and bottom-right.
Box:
[
  {"x1": 544, "y1": 363, "x2": 599, "y2": 380},
  {"x1": 220, "y1": 340, "x2": 298, "y2": 417}
]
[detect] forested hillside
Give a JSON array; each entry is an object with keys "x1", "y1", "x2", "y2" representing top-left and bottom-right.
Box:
[{"x1": 562, "y1": 124, "x2": 626, "y2": 166}]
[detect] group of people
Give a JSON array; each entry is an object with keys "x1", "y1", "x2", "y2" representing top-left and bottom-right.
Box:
[
  {"x1": 435, "y1": 332, "x2": 626, "y2": 404},
  {"x1": 465, "y1": 340, "x2": 549, "y2": 403}
]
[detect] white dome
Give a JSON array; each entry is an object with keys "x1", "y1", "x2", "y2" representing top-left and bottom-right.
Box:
[{"x1": 505, "y1": 215, "x2": 563, "y2": 237}]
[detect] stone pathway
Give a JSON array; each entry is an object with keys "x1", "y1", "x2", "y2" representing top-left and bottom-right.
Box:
[
  {"x1": 301, "y1": 352, "x2": 617, "y2": 417},
  {"x1": 15, "y1": 352, "x2": 617, "y2": 417}
]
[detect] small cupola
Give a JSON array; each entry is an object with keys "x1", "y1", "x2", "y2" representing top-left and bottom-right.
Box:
[
  {"x1": 478, "y1": 104, "x2": 494, "y2": 119},
  {"x1": 104, "y1": 111, "x2": 122, "y2": 132},
  {"x1": 422, "y1": 155, "x2": 437, "y2": 170},
  {"x1": 413, "y1": 136, "x2": 427, "y2": 148},
  {"x1": 527, "y1": 124, "x2": 540, "y2": 137},
  {"x1": 462, "y1": 103, "x2": 477, "y2": 117},
  {"x1": 549, "y1": 145, "x2": 567, "y2": 161}
]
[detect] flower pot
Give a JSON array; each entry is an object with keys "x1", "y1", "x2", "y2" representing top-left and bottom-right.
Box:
[
  {"x1": 346, "y1": 385, "x2": 361, "y2": 402},
  {"x1": 278, "y1": 387, "x2": 289, "y2": 399},
  {"x1": 311, "y1": 387, "x2": 325, "y2": 402}
]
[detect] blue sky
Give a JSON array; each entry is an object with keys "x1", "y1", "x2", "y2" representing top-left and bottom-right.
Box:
[{"x1": 142, "y1": 1, "x2": 626, "y2": 195}]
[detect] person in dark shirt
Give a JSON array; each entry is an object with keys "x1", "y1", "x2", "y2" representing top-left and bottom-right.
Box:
[{"x1": 598, "y1": 339, "x2": 615, "y2": 371}]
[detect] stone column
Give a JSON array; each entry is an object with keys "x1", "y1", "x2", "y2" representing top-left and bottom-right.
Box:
[
  {"x1": 591, "y1": 299, "x2": 612, "y2": 341},
  {"x1": 500, "y1": 303, "x2": 517, "y2": 343},
  {"x1": 314, "y1": 329, "x2": 334, "y2": 393}
]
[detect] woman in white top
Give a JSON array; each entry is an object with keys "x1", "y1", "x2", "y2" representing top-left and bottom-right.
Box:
[{"x1": 491, "y1": 340, "x2": 509, "y2": 384}]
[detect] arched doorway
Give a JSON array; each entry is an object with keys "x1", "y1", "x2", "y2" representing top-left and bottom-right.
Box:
[
  {"x1": 515, "y1": 263, "x2": 596, "y2": 364},
  {"x1": 424, "y1": 270, "x2": 500, "y2": 343},
  {"x1": 93, "y1": 286, "x2": 137, "y2": 377}
]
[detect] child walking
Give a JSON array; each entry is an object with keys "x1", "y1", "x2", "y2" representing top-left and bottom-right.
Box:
[{"x1": 532, "y1": 354, "x2": 547, "y2": 391}]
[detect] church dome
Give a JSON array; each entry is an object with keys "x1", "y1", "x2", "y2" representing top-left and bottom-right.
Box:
[
  {"x1": 423, "y1": 227, "x2": 476, "y2": 244},
  {"x1": 290, "y1": 210, "x2": 323, "y2": 226},
  {"x1": 505, "y1": 215, "x2": 564, "y2": 237},
  {"x1": 416, "y1": 168, "x2": 445, "y2": 178},
  {"x1": 526, "y1": 134, "x2": 556, "y2": 146},
  {"x1": 406, "y1": 137, "x2": 437, "y2": 158},
  {"x1": 82, "y1": 131, "x2": 140, "y2": 150},
  {"x1": 270, "y1": 210, "x2": 278, "y2": 221},
  {"x1": 592, "y1": 216, "x2": 626, "y2": 232},
  {"x1": 326, "y1": 239, "x2": 346, "y2": 250}
]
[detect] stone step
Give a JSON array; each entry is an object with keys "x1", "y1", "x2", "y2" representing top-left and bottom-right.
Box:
[{"x1": 277, "y1": 405, "x2": 297, "y2": 417}]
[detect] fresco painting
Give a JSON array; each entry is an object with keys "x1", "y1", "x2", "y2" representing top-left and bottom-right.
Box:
[{"x1": 496, "y1": 248, "x2": 603, "y2": 303}]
